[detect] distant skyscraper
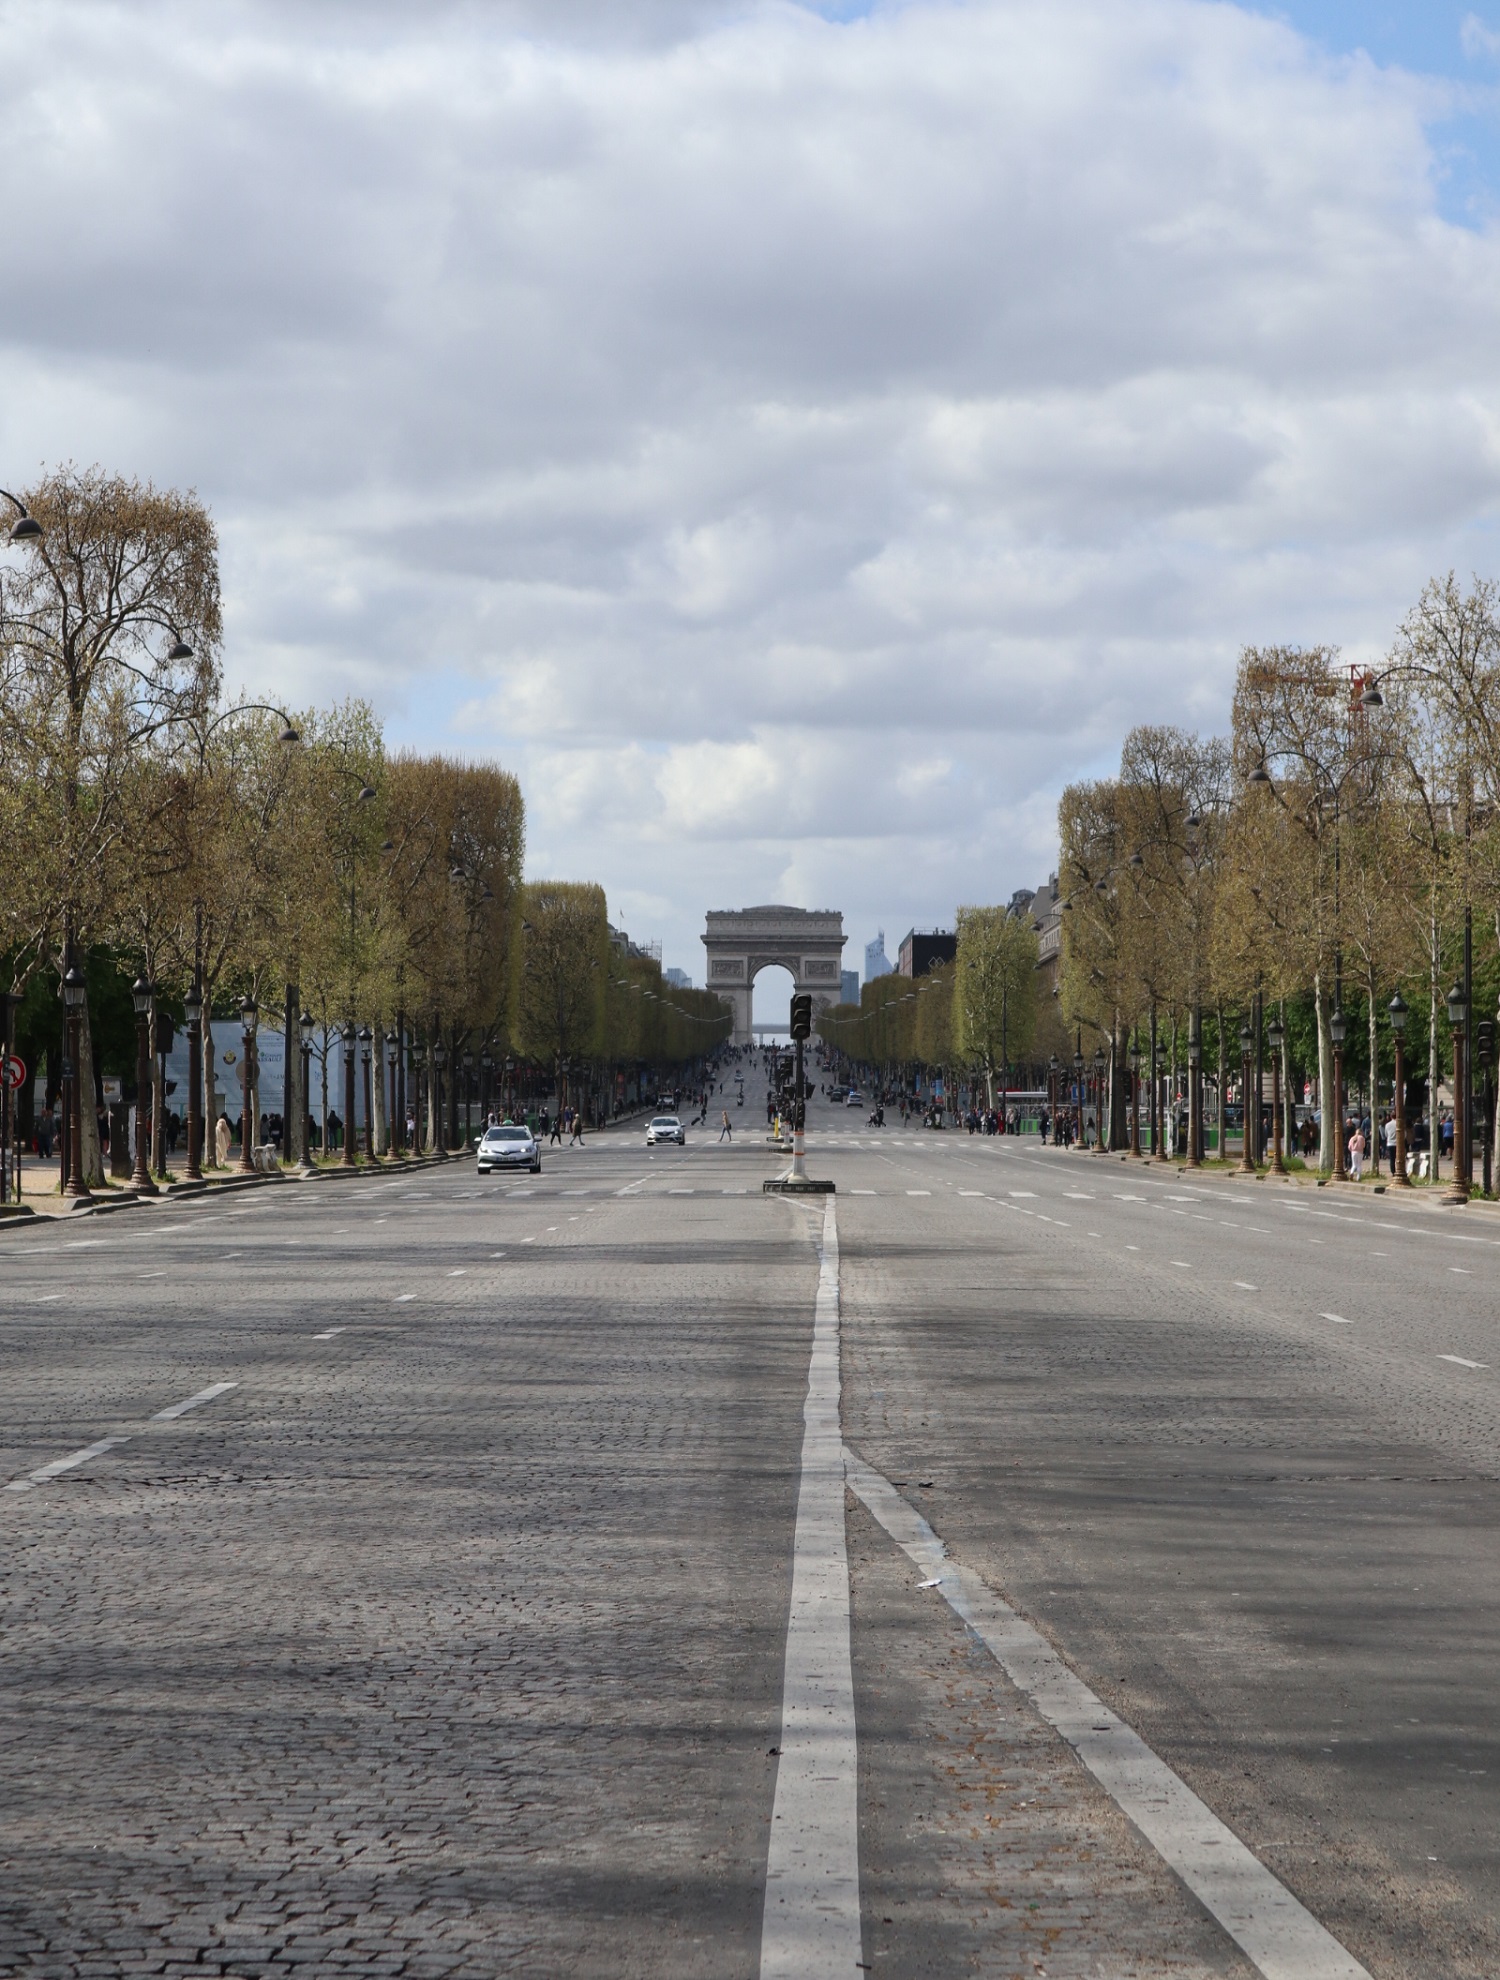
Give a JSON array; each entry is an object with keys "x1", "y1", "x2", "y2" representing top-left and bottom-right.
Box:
[
  {"x1": 664, "y1": 966, "x2": 692, "y2": 989},
  {"x1": 864, "y1": 930, "x2": 892, "y2": 982},
  {"x1": 841, "y1": 969, "x2": 859, "y2": 1005}
]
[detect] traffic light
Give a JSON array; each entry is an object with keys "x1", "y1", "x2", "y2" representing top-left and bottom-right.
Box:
[
  {"x1": 790, "y1": 993, "x2": 812, "y2": 1041},
  {"x1": 1477, "y1": 1019, "x2": 1495, "y2": 1072}
]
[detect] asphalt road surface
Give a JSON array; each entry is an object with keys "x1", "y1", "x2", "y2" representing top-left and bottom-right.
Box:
[{"x1": 2, "y1": 1069, "x2": 1496, "y2": 1977}]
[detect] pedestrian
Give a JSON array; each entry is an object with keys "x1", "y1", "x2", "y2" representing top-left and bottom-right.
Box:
[
  {"x1": 1348, "y1": 1121, "x2": 1365, "y2": 1182},
  {"x1": 570, "y1": 1109, "x2": 585, "y2": 1145},
  {"x1": 214, "y1": 1111, "x2": 233, "y2": 1166},
  {"x1": 1382, "y1": 1111, "x2": 1397, "y2": 1175},
  {"x1": 550, "y1": 1109, "x2": 563, "y2": 1145},
  {"x1": 37, "y1": 1105, "x2": 54, "y2": 1160},
  {"x1": 719, "y1": 1108, "x2": 732, "y2": 1142}
]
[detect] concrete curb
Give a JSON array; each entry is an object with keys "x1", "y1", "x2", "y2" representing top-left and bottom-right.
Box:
[{"x1": 1, "y1": 1151, "x2": 458, "y2": 1229}]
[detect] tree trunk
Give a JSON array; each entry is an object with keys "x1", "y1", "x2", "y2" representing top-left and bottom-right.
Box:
[
  {"x1": 78, "y1": 995, "x2": 105, "y2": 1187},
  {"x1": 1215, "y1": 1001, "x2": 1226, "y2": 1162},
  {"x1": 202, "y1": 1011, "x2": 217, "y2": 1165},
  {"x1": 1429, "y1": 905, "x2": 1441, "y2": 1180},
  {"x1": 1315, "y1": 972, "x2": 1333, "y2": 1171}
]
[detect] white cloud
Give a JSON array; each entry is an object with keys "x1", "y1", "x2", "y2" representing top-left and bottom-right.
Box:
[{"x1": 1, "y1": 0, "x2": 1499, "y2": 987}]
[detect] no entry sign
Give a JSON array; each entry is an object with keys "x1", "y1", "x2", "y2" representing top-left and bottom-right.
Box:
[{"x1": 2, "y1": 1054, "x2": 26, "y2": 1091}]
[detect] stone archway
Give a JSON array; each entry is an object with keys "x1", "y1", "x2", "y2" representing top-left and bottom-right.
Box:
[{"x1": 702, "y1": 906, "x2": 846, "y2": 1045}]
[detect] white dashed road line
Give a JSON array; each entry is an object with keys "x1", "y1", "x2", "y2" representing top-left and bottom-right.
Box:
[
  {"x1": 1322, "y1": 1312, "x2": 1353, "y2": 1325},
  {"x1": 152, "y1": 1381, "x2": 238, "y2": 1421},
  {"x1": 1439, "y1": 1354, "x2": 1487, "y2": 1369},
  {"x1": 6, "y1": 1435, "x2": 130, "y2": 1493}
]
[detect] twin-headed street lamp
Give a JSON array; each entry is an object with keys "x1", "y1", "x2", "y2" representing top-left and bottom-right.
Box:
[
  {"x1": 1389, "y1": 991, "x2": 1410, "y2": 1189},
  {"x1": 61, "y1": 965, "x2": 89, "y2": 1199},
  {"x1": 1329, "y1": 1003, "x2": 1347, "y2": 1181}
]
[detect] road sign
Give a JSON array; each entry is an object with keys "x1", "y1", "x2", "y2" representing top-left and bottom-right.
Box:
[{"x1": 1, "y1": 1054, "x2": 25, "y2": 1092}]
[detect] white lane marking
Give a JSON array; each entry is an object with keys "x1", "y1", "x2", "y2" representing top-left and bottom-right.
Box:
[
  {"x1": 447, "y1": 1269, "x2": 466, "y2": 1277},
  {"x1": 1063, "y1": 1192, "x2": 1094, "y2": 1200},
  {"x1": 6, "y1": 1435, "x2": 130, "y2": 1492},
  {"x1": 1170, "y1": 1260, "x2": 1191, "y2": 1268},
  {"x1": 959, "y1": 1190, "x2": 985, "y2": 1197},
  {"x1": 139, "y1": 1271, "x2": 166, "y2": 1280},
  {"x1": 1234, "y1": 1282, "x2": 1259, "y2": 1291},
  {"x1": 844, "y1": 1451, "x2": 1371, "y2": 1980},
  {"x1": 36, "y1": 1293, "x2": 62, "y2": 1303},
  {"x1": 1321, "y1": 1312, "x2": 1353, "y2": 1325},
  {"x1": 152, "y1": 1381, "x2": 238, "y2": 1421},
  {"x1": 394, "y1": 1293, "x2": 416, "y2": 1303},
  {"x1": 1126, "y1": 1244, "x2": 1140, "y2": 1250},
  {"x1": 1439, "y1": 1354, "x2": 1487, "y2": 1369},
  {"x1": 906, "y1": 1190, "x2": 931, "y2": 1197},
  {"x1": 851, "y1": 1189, "x2": 876, "y2": 1195},
  {"x1": 760, "y1": 1197, "x2": 861, "y2": 1980},
  {"x1": 1450, "y1": 1267, "x2": 1471, "y2": 1275},
  {"x1": 311, "y1": 1327, "x2": 347, "y2": 1340},
  {"x1": 1008, "y1": 1190, "x2": 1036, "y2": 1198},
  {"x1": 519, "y1": 1235, "x2": 536, "y2": 1243},
  {"x1": 489, "y1": 1251, "x2": 506, "y2": 1257}
]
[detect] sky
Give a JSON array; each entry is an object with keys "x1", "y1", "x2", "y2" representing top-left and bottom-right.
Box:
[{"x1": 3, "y1": 2, "x2": 1500, "y2": 1019}]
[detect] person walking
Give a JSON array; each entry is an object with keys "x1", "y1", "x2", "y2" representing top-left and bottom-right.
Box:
[
  {"x1": 550, "y1": 1108, "x2": 564, "y2": 1146},
  {"x1": 214, "y1": 1111, "x2": 233, "y2": 1167},
  {"x1": 1382, "y1": 1111, "x2": 1397, "y2": 1175},
  {"x1": 1348, "y1": 1120, "x2": 1365, "y2": 1182},
  {"x1": 570, "y1": 1108, "x2": 585, "y2": 1145},
  {"x1": 719, "y1": 1108, "x2": 732, "y2": 1142}
]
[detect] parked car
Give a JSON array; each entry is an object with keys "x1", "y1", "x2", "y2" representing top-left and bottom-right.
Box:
[
  {"x1": 646, "y1": 1114, "x2": 686, "y2": 1146},
  {"x1": 477, "y1": 1124, "x2": 541, "y2": 1175}
]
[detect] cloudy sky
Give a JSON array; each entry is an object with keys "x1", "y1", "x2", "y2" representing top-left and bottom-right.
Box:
[{"x1": 4, "y1": 1, "x2": 1500, "y2": 1012}]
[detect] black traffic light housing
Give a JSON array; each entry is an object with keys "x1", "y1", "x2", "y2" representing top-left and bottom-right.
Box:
[{"x1": 790, "y1": 993, "x2": 812, "y2": 1041}]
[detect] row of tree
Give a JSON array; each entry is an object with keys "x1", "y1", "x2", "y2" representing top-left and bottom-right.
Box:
[
  {"x1": 1, "y1": 467, "x2": 727, "y2": 1182},
  {"x1": 1055, "y1": 574, "x2": 1500, "y2": 1167},
  {"x1": 816, "y1": 906, "x2": 1052, "y2": 1101}
]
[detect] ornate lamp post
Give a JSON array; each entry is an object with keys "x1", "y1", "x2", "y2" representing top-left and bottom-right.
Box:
[
  {"x1": 1153, "y1": 1041, "x2": 1169, "y2": 1163},
  {"x1": 1186, "y1": 1024, "x2": 1202, "y2": 1169},
  {"x1": 1047, "y1": 1054, "x2": 1058, "y2": 1142},
  {"x1": 1238, "y1": 1020, "x2": 1256, "y2": 1174},
  {"x1": 130, "y1": 977, "x2": 159, "y2": 1194},
  {"x1": 1329, "y1": 1003, "x2": 1347, "y2": 1180},
  {"x1": 1092, "y1": 1046, "x2": 1106, "y2": 1151},
  {"x1": 359, "y1": 1025, "x2": 374, "y2": 1160},
  {"x1": 1389, "y1": 991, "x2": 1410, "y2": 1188},
  {"x1": 238, "y1": 996, "x2": 258, "y2": 1174},
  {"x1": 480, "y1": 1049, "x2": 494, "y2": 1128},
  {"x1": 1072, "y1": 1049, "x2": 1083, "y2": 1146},
  {"x1": 60, "y1": 965, "x2": 90, "y2": 1199},
  {"x1": 505, "y1": 1055, "x2": 516, "y2": 1122},
  {"x1": 299, "y1": 1010, "x2": 315, "y2": 1164},
  {"x1": 432, "y1": 1040, "x2": 448, "y2": 1152},
  {"x1": 341, "y1": 1023, "x2": 358, "y2": 1167},
  {"x1": 463, "y1": 1047, "x2": 475, "y2": 1145},
  {"x1": 1128, "y1": 1040, "x2": 1142, "y2": 1157},
  {"x1": 184, "y1": 978, "x2": 204, "y2": 1183},
  {"x1": 1446, "y1": 979, "x2": 1468, "y2": 1203},
  {"x1": 1267, "y1": 1013, "x2": 1288, "y2": 1176}
]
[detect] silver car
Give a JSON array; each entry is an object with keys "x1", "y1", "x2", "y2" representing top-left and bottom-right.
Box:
[
  {"x1": 477, "y1": 1124, "x2": 541, "y2": 1174},
  {"x1": 646, "y1": 1114, "x2": 685, "y2": 1146}
]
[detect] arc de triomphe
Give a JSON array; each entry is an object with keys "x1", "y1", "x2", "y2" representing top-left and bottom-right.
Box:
[{"x1": 702, "y1": 906, "x2": 846, "y2": 1045}]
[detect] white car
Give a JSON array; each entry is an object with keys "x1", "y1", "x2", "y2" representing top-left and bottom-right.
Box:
[
  {"x1": 477, "y1": 1124, "x2": 541, "y2": 1174},
  {"x1": 646, "y1": 1114, "x2": 686, "y2": 1146},
  {"x1": 845, "y1": 1090, "x2": 864, "y2": 1107}
]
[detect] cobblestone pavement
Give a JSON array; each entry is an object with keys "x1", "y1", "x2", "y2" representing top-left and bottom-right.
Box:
[{"x1": 3, "y1": 1080, "x2": 1492, "y2": 1975}]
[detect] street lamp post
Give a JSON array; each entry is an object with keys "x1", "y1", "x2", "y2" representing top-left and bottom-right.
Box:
[
  {"x1": 1072, "y1": 1050, "x2": 1084, "y2": 1147},
  {"x1": 1187, "y1": 1024, "x2": 1202, "y2": 1169},
  {"x1": 130, "y1": 978, "x2": 159, "y2": 1194},
  {"x1": 480, "y1": 1050, "x2": 494, "y2": 1128},
  {"x1": 299, "y1": 1011, "x2": 315, "y2": 1165},
  {"x1": 1446, "y1": 980, "x2": 1468, "y2": 1204},
  {"x1": 1128, "y1": 1041, "x2": 1142, "y2": 1157},
  {"x1": 60, "y1": 965, "x2": 90, "y2": 1199},
  {"x1": 1389, "y1": 992, "x2": 1410, "y2": 1188},
  {"x1": 463, "y1": 1048, "x2": 475, "y2": 1146},
  {"x1": 360, "y1": 1025, "x2": 374, "y2": 1161},
  {"x1": 342, "y1": 1023, "x2": 358, "y2": 1167},
  {"x1": 184, "y1": 979, "x2": 203, "y2": 1183},
  {"x1": 1092, "y1": 1046, "x2": 1107, "y2": 1152},
  {"x1": 411, "y1": 1042, "x2": 426, "y2": 1153},
  {"x1": 1047, "y1": 1054, "x2": 1058, "y2": 1143},
  {"x1": 1154, "y1": 1041, "x2": 1169, "y2": 1164},
  {"x1": 1238, "y1": 1020, "x2": 1255, "y2": 1174},
  {"x1": 238, "y1": 996, "x2": 258, "y2": 1174},
  {"x1": 1329, "y1": 1003, "x2": 1347, "y2": 1180},
  {"x1": 505, "y1": 1056, "x2": 516, "y2": 1122},
  {"x1": 1267, "y1": 1014, "x2": 1288, "y2": 1176}
]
